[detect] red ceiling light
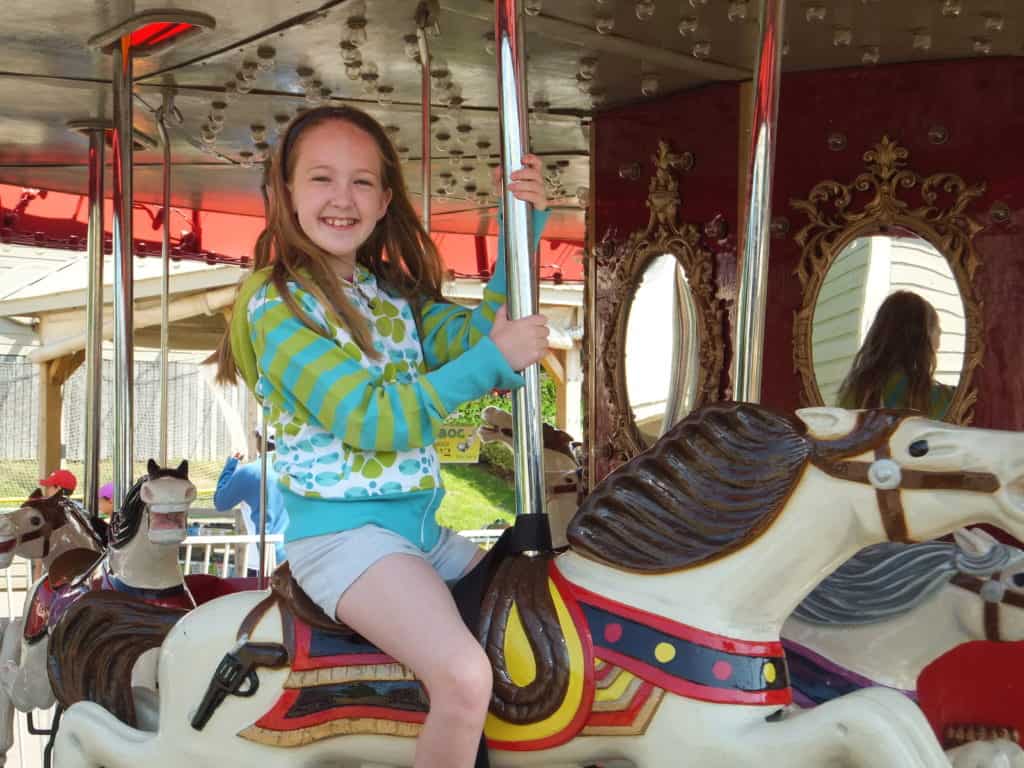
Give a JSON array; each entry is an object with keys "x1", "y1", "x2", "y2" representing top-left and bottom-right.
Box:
[
  {"x1": 88, "y1": 10, "x2": 216, "y2": 57},
  {"x1": 130, "y1": 22, "x2": 195, "y2": 50}
]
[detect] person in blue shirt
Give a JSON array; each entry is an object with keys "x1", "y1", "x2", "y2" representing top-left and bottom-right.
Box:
[{"x1": 213, "y1": 434, "x2": 289, "y2": 574}]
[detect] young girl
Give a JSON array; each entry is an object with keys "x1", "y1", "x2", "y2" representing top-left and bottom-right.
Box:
[
  {"x1": 215, "y1": 105, "x2": 549, "y2": 767},
  {"x1": 837, "y1": 290, "x2": 954, "y2": 418}
]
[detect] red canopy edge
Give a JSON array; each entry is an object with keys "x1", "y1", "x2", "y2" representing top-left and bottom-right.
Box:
[{"x1": 0, "y1": 184, "x2": 583, "y2": 281}]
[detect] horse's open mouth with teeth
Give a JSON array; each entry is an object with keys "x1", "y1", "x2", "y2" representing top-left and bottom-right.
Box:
[{"x1": 147, "y1": 504, "x2": 189, "y2": 544}]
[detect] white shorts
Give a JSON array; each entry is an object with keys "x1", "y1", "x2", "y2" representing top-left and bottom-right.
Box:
[{"x1": 285, "y1": 524, "x2": 482, "y2": 620}]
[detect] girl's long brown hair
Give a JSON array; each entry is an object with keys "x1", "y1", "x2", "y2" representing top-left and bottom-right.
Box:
[
  {"x1": 837, "y1": 290, "x2": 940, "y2": 412},
  {"x1": 212, "y1": 106, "x2": 445, "y2": 385}
]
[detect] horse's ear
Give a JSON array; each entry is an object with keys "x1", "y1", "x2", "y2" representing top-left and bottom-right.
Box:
[
  {"x1": 795, "y1": 407, "x2": 859, "y2": 440},
  {"x1": 953, "y1": 527, "x2": 994, "y2": 556},
  {"x1": 29, "y1": 488, "x2": 42, "y2": 499},
  {"x1": 482, "y1": 406, "x2": 513, "y2": 428},
  {"x1": 147, "y1": 459, "x2": 159, "y2": 476},
  {"x1": 176, "y1": 459, "x2": 189, "y2": 478}
]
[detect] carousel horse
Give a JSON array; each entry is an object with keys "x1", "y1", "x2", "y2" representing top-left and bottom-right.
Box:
[
  {"x1": 0, "y1": 490, "x2": 103, "y2": 765},
  {"x1": 0, "y1": 461, "x2": 197, "y2": 764},
  {"x1": 783, "y1": 528, "x2": 1024, "y2": 710},
  {"x1": 478, "y1": 405, "x2": 583, "y2": 548},
  {"x1": 47, "y1": 404, "x2": 1024, "y2": 768}
]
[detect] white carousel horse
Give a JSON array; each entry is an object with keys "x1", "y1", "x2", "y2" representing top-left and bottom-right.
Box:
[
  {"x1": 48, "y1": 405, "x2": 1024, "y2": 768},
  {"x1": 478, "y1": 405, "x2": 582, "y2": 548},
  {"x1": 0, "y1": 490, "x2": 103, "y2": 765},
  {"x1": 784, "y1": 528, "x2": 1024, "y2": 705},
  {"x1": 0, "y1": 461, "x2": 196, "y2": 764}
]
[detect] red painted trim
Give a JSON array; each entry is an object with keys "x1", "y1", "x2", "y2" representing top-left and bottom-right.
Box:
[
  {"x1": 290, "y1": 619, "x2": 396, "y2": 671},
  {"x1": 559, "y1": 571, "x2": 785, "y2": 657},
  {"x1": 254, "y1": 688, "x2": 426, "y2": 731},
  {"x1": 585, "y1": 682, "x2": 655, "y2": 728},
  {"x1": 595, "y1": 646, "x2": 791, "y2": 707},
  {"x1": 594, "y1": 660, "x2": 616, "y2": 684},
  {"x1": 486, "y1": 562, "x2": 596, "y2": 753}
]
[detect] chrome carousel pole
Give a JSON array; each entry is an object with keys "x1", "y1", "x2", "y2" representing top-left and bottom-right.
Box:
[
  {"x1": 416, "y1": 1, "x2": 434, "y2": 233},
  {"x1": 732, "y1": 0, "x2": 785, "y2": 403},
  {"x1": 257, "y1": 407, "x2": 269, "y2": 589},
  {"x1": 67, "y1": 121, "x2": 108, "y2": 517},
  {"x1": 155, "y1": 90, "x2": 178, "y2": 467},
  {"x1": 495, "y1": 0, "x2": 547, "y2": 533},
  {"x1": 111, "y1": 37, "x2": 135, "y2": 508}
]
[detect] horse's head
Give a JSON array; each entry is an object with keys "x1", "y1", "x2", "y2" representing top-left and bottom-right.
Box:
[
  {"x1": 0, "y1": 490, "x2": 80, "y2": 566},
  {"x1": 140, "y1": 460, "x2": 196, "y2": 544},
  {"x1": 946, "y1": 528, "x2": 1024, "y2": 643},
  {"x1": 799, "y1": 408, "x2": 1024, "y2": 545},
  {"x1": 480, "y1": 406, "x2": 583, "y2": 547},
  {"x1": 111, "y1": 461, "x2": 196, "y2": 549}
]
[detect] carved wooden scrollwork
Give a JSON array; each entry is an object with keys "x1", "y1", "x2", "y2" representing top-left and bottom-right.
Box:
[
  {"x1": 595, "y1": 141, "x2": 725, "y2": 463},
  {"x1": 791, "y1": 136, "x2": 986, "y2": 424}
]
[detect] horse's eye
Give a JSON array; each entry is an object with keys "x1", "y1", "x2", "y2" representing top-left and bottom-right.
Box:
[
  {"x1": 1012, "y1": 573, "x2": 1024, "y2": 588},
  {"x1": 909, "y1": 440, "x2": 929, "y2": 458},
  {"x1": 29, "y1": 516, "x2": 41, "y2": 527}
]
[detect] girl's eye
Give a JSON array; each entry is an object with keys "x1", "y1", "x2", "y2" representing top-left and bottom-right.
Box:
[
  {"x1": 355, "y1": 179, "x2": 373, "y2": 187},
  {"x1": 311, "y1": 176, "x2": 330, "y2": 183}
]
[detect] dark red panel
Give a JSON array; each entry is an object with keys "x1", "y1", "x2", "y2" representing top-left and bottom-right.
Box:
[{"x1": 763, "y1": 57, "x2": 1024, "y2": 430}]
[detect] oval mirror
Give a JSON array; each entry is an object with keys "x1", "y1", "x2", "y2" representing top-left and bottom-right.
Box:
[
  {"x1": 811, "y1": 231, "x2": 966, "y2": 418},
  {"x1": 624, "y1": 253, "x2": 701, "y2": 445}
]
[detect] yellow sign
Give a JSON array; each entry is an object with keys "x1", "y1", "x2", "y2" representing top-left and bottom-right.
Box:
[{"x1": 435, "y1": 425, "x2": 481, "y2": 463}]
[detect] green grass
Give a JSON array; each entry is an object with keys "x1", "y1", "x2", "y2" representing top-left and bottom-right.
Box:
[
  {"x1": 1, "y1": 458, "x2": 518, "y2": 533},
  {"x1": 0, "y1": 459, "x2": 227, "y2": 505},
  {"x1": 436, "y1": 463, "x2": 515, "y2": 531}
]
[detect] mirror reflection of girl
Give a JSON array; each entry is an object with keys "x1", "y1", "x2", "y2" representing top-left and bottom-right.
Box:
[
  {"x1": 213, "y1": 105, "x2": 550, "y2": 767},
  {"x1": 837, "y1": 290, "x2": 954, "y2": 418}
]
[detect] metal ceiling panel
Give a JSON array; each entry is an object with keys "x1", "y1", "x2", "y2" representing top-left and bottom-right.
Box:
[
  {"x1": 0, "y1": 0, "x2": 346, "y2": 81},
  {"x1": 2, "y1": 0, "x2": 1019, "y2": 245}
]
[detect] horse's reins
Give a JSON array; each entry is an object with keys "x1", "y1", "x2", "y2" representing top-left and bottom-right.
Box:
[
  {"x1": 17, "y1": 498, "x2": 70, "y2": 558},
  {"x1": 949, "y1": 571, "x2": 1024, "y2": 641},
  {"x1": 812, "y1": 444, "x2": 1001, "y2": 543},
  {"x1": 14, "y1": 496, "x2": 104, "y2": 559}
]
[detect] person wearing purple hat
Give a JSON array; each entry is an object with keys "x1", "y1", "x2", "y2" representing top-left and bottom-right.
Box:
[
  {"x1": 92, "y1": 482, "x2": 113, "y2": 541},
  {"x1": 98, "y1": 482, "x2": 114, "y2": 517}
]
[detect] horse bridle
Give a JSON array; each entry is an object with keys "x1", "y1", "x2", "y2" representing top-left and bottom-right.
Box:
[
  {"x1": 14, "y1": 497, "x2": 70, "y2": 558},
  {"x1": 812, "y1": 443, "x2": 1001, "y2": 543},
  {"x1": 949, "y1": 571, "x2": 1024, "y2": 642}
]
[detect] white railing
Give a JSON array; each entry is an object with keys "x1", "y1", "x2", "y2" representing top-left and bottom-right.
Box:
[{"x1": 180, "y1": 533, "x2": 284, "y2": 578}]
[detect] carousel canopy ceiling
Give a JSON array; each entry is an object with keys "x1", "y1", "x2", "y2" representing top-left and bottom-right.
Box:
[{"x1": 0, "y1": 0, "x2": 1018, "y2": 245}]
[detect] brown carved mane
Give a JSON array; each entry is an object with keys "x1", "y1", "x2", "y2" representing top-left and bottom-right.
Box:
[{"x1": 567, "y1": 403, "x2": 907, "y2": 573}]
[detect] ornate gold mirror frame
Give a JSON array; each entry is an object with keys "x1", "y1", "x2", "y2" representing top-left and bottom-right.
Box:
[
  {"x1": 595, "y1": 140, "x2": 725, "y2": 461},
  {"x1": 791, "y1": 136, "x2": 986, "y2": 424}
]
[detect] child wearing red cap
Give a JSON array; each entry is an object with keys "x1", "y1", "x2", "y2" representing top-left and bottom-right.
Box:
[{"x1": 39, "y1": 468, "x2": 77, "y2": 498}]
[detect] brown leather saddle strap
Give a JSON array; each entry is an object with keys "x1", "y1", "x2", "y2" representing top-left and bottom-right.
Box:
[{"x1": 237, "y1": 591, "x2": 280, "y2": 642}]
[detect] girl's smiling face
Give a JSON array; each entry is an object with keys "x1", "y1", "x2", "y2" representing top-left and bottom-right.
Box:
[{"x1": 288, "y1": 119, "x2": 392, "y2": 277}]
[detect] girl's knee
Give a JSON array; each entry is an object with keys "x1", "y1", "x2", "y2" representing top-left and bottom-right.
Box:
[{"x1": 425, "y1": 643, "x2": 492, "y2": 715}]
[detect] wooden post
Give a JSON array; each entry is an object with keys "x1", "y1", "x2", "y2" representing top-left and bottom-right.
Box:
[{"x1": 37, "y1": 361, "x2": 65, "y2": 480}]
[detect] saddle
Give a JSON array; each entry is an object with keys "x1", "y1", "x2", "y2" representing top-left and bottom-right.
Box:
[
  {"x1": 24, "y1": 547, "x2": 102, "y2": 644},
  {"x1": 239, "y1": 541, "x2": 574, "y2": 728},
  {"x1": 270, "y1": 562, "x2": 350, "y2": 635}
]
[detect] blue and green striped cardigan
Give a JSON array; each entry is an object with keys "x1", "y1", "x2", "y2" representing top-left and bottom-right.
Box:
[{"x1": 229, "y1": 210, "x2": 548, "y2": 549}]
